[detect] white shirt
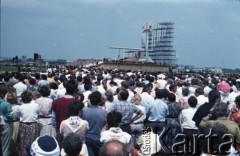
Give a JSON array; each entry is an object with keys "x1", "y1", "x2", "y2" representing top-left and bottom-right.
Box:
[
  {"x1": 97, "y1": 85, "x2": 106, "y2": 96},
  {"x1": 57, "y1": 88, "x2": 66, "y2": 98},
  {"x1": 134, "y1": 87, "x2": 143, "y2": 95},
  {"x1": 140, "y1": 92, "x2": 154, "y2": 114},
  {"x1": 19, "y1": 101, "x2": 39, "y2": 122},
  {"x1": 127, "y1": 89, "x2": 134, "y2": 102},
  {"x1": 204, "y1": 86, "x2": 212, "y2": 96},
  {"x1": 105, "y1": 101, "x2": 114, "y2": 112},
  {"x1": 83, "y1": 90, "x2": 92, "y2": 106},
  {"x1": 100, "y1": 127, "x2": 131, "y2": 144},
  {"x1": 180, "y1": 107, "x2": 198, "y2": 130},
  {"x1": 13, "y1": 82, "x2": 27, "y2": 96},
  {"x1": 196, "y1": 95, "x2": 208, "y2": 109},
  {"x1": 156, "y1": 79, "x2": 167, "y2": 89}
]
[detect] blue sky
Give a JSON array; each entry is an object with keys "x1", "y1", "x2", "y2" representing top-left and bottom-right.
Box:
[{"x1": 2, "y1": 0, "x2": 240, "y2": 69}]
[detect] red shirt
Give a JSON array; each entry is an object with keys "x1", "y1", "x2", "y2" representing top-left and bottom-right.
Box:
[{"x1": 52, "y1": 97, "x2": 75, "y2": 130}]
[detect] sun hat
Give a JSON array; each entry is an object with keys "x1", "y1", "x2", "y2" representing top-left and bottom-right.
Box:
[
  {"x1": 26, "y1": 135, "x2": 60, "y2": 156},
  {"x1": 217, "y1": 81, "x2": 231, "y2": 93}
]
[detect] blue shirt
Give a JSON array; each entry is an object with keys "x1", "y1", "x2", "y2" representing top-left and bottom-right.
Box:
[
  {"x1": 0, "y1": 99, "x2": 14, "y2": 123},
  {"x1": 82, "y1": 105, "x2": 107, "y2": 140},
  {"x1": 110, "y1": 101, "x2": 141, "y2": 125},
  {"x1": 148, "y1": 99, "x2": 169, "y2": 122}
]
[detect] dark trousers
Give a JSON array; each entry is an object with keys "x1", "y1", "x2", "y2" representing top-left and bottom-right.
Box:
[
  {"x1": 145, "y1": 122, "x2": 165, "y2": 134},
  {"x1": 85, "y1": 137, "x2": 103, "y2": 156},
  {"x1": 183, "y1": 128, "x2": 199, "y2": 153},
  {"x1": 120, "y1": 124, "x2": 131, "y2": 135}
]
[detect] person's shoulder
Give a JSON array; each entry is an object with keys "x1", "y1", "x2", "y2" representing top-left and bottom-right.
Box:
[
  {"x1": 0, "y1": 100, "x2": 12, "y2": 107},
  {"x1": 181, "y1": 108, "x2": 187, "y2": 114},
  {"x1": 227, "y1": 119, "x2": 239, "y2": 127}
]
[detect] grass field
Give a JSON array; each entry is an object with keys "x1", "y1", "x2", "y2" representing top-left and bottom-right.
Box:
[
  {"x1": 0, "y1": 65, "x2": 47, "y2": 73},
  {"x1": 0, "y1": 66, "x2": 18, "y2": 72}
]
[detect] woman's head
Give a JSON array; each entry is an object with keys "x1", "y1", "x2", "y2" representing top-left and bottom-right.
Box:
[
  {"x1": 133, "y1": 93, "x2": 142, "y2": 105},
  {"x1": 7, "y1": 91, "x2": 18, "y2": 104},
  {"x1": 21, "y1": 91, "x2": 33, "y2": 103},
  {"x1": 39, "y1": 85, "x2": 51, "y2": 97}
]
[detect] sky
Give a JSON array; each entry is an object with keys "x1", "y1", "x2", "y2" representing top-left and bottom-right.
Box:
[{"x1": 1, "y1": 0, "x2": 240, "y2": 69}]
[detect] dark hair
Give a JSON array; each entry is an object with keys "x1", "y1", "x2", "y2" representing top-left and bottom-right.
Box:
[
  {"x1": 84, "y1": 83, "x2": 92, "y2": 91},
  {"x1": 89, "y1": 91, "x2": 102, "y2": 105},
  {"x1": 4, "y1": 74, "x2": 10, "y2": 82},
  {"x1": 77, "y1": 76, "x2": 82, "y2": 82},
  {"x1": 18, "y1": 74, "x2": 25, "y2": 82},
  {"x1": 121, "y1": 81, "x2": 129, "y2": 89},
  {"x1": 107, "y1": 111, "x2": 122, "y2": 128},
  {"x1": 49, "y1": 82, "x2": 58, "y2": 90},
  {"x1": 0, "y1": 83, "x2": 8, "y2": 99},
  {"x1": 65, "y1": 79, "x2": 78, "y2": 95},
  {"x1": 105, "y1": 91, "x2": 114, "y2": 102},
  {"x1": 208, "y1": 89, "x2": 220, "y2": 103},
  {"x1": 21, "y1": 91, "x2": 33, "y2": 103},
  {"x1": 169, "y1": 84, "x2": 177, "y2": 92},
  {"x1": 118, "y1": 89, "x2": 129, "y2": 101},
  {"x1": 213, "y1": 102, "x2": 228, "y2": 117},
  {"x1": 34, "y1": 73, "x2": 40, "y2": 80},
  {"x1": 7, "y1": 91, "x2": 18, "y2": 104},
  {"x1": 83, "y1": 76, "x2": 91, "y2": 84},
  {"x1": 39, "y1": 85, "x2": 50, "y2": 97},
  {"x1": 191, "y1": 78, "x2": 199, "y2": 85},
  {"x1": 75, "y1": 93, "x2": 84, "y2": 102},
  {"x1": 182, "y1": 88, "x2": 189, "y2": 96},
  {"x1": 195, "y1": 87, "x2": 204, "y2": 95},
  {"x1": 155, "y1": 89, "x2": 164, "y2": 99},
  {"x1": 59, "y1": 74, "x2": 67, "y2": 83},
  {"x1": 29, "y1": 78, "x2": 36, "y2": 86},
  {"x1": 188, "y1": 96, "x2": 197, "y2": 108},
  {"x1": 68, "y1": 100, "x2": 84, "y2": 116},
  {"x1": 167, "y1": 93, "x2": 176, "y2": 103},
  {"x1": 162, "y1": 89, "x2": 169, "y2": 99},
  {"x1": 235, "y1": 95, "x2": 240, "y2": 109},
  {"x1": 99, "y1": 140, "x2": 128, "y2": 156},
  {"x1": 41, "y1": 74, "x2": 47, "y2": 80},
  {"x1": 135, "y1": 81, "x2": 143, "y2": 88},
  {"x1": 142, "y1": 83, "x2": 151, "y2": 92},
  {"x1": 63, "y1": 133, "x2": 83, "y2": 156}
]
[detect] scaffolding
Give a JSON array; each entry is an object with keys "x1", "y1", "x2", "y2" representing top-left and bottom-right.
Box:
[{"x1": 141, "y1": 22, "x2": 177, "y2": 66}]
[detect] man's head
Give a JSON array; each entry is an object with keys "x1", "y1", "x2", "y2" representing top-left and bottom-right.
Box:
[
  {"x1": 167, "y1": 93, "x2": 176, "y2": 103},
  {"x1": 99, "y1": 140, "x2": 128, "y2": 156},
  {"x1": 142, "y1": 83, "x2": 152, "y2": 93},
  {"x1": 208, "y1": 89, "x2": 221, "y2": 103},
  {"x1": 213, "y1": 102, "x2": 229, "y2": 118},
  {"x1": 155, "y1": 89, "x2": 164, "y2": 99},
  {"x1": 107, "y1": 111, "x2": 122, "y2": 128},
  {"x1": 65, "y1": 79, "x2": 78, "y2": 95},
  {"x1": 188, "y1": 96, "x2": 197, "y2": 108},
  {"x1": 62, "y1": 133, "x2": 83, "y2": 156},
  {"x1": 235, "y1": 95, "x2": 240, "y2": 109},
  {"x1": 68, "y1": 100, "x2": 84, "y2": 116},
  {"x1": 89, "y1": 91, "x2": 102, "y2": 106},
  {"x1": 118, "y1": 89, "x2": 129, "y2": 101},
  {"x1": 195, "y1": 87, "x2": 204, "y2": 97}
]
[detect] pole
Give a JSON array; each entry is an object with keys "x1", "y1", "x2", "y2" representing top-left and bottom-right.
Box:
[
  {"x1": 0, "y1": 0, "x2": 2, "y2": 72},
  {"x1": 145, "y1": 23, "x2": 148, "y2": 58}
]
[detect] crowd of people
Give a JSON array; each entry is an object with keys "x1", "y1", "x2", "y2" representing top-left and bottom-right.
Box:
[{"x1": 0, "y1": 67, "x2": 240, "y2": 156}]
